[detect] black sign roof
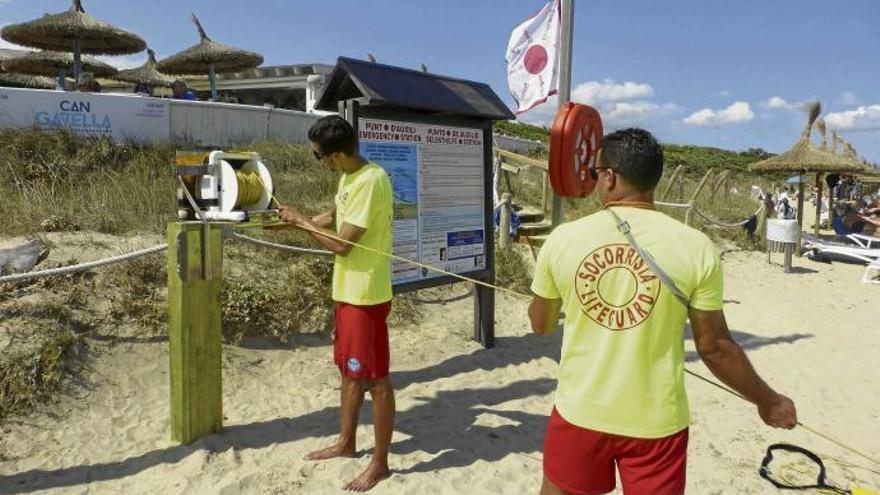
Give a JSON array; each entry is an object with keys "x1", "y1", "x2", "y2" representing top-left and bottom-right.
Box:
[{"x1": 315, "y1": 57, "x2": 515, "y2": 120}]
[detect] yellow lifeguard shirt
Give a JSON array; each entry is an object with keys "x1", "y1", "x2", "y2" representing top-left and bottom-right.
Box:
[
  {"x1": 332, "y1": 162, "x2": 393, "y2": 306},
  {"x1": 531, "y1": 206, "x2": 724, "y2": 438}
]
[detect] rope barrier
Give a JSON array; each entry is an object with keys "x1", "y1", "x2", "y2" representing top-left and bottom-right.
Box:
[
  {"x1": 0, "y1": 243, "x2": 168, "y2": 284},
  {"x1": 690, "y1": 204, "x2": 765, "y2": 229},
  {"x1": 232, "y1": 232, "x2": 332, "y2": 255}
]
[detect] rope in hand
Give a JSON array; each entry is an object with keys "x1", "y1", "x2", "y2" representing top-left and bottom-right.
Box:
[{"x1": 264, "y1": 185, "x2": 879, "y2": 468}]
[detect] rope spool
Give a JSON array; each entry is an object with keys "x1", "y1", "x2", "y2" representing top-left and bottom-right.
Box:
[{"x1": 234, "y1": 170, "x2": 266, "y2": 208}]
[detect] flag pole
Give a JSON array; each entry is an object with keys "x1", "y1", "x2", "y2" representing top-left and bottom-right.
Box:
[{"x1": 552, "y1": 0, "x2": 574, "y2": 227}]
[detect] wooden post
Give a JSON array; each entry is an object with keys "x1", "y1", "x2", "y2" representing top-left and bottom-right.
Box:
[
  {"x1": 542, "y1": 172, "x2": 550, "y2": 213},
  {"x1": 796, "y1": 177, "x2": 805, "y2": 257},
  {"x1": 499, "y1": 193, "x2": 511, "y2": 249},
  {"x1": 814, "y1": 173, "x2": 823, "y2": 238},
  {"x1": 167, "y1": 221, "x2": 224, "y2": 444},
  {"x1": 828, "y1": 175, "x2": 836, "y2": 232},
  {"x1": 678, "y1": 173, "x2": 685, "y2": 203},
  {"x1": 660, "y1": 165, "x2": 684, "y2": 201},
  {"x1": 685, "y1": 169, "x2": 714, "y2": 226},
  {"x1": 756, "y1": 200, "x2": 767, "y2": 242}
]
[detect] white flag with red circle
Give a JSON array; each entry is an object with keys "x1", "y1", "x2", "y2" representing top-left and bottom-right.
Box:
[{"x1": 506, "y1": 0, "x2": 561, "y2": 115}]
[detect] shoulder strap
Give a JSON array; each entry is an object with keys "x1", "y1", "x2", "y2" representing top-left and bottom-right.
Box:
[{"x1": 606, "y1": 208, "x2": 690, "y2": 307}]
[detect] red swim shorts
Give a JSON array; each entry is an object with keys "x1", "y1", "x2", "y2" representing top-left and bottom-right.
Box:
[
  {"x1": 333, "y1": 301, "x2": 391, "y2": 380},
  {"x1": 543, "y1": 408, "x2": 689, "y2": 495}
]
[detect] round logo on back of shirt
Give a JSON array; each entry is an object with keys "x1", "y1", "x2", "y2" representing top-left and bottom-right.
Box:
[{"x1": 574, "y1": 243, "x2": 661, "y2": 331}]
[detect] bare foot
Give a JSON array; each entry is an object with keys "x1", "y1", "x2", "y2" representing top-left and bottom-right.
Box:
[
  {"x1": 304, "y1": 443, "x2": 356, "y2": 461},
  {"x1": 343, "y1": 462, "x2": 390, "y2": 492}
]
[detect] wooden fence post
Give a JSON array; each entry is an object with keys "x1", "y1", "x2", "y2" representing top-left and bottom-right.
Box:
[
  {"x1": 167, "y1": 221, "x2": 224, "y2": 444},
  {"x1": 685, "y1": 169, "x2": 714, "y2": 226},
  {"x1": 499, "y1": 193, "x2": 511, "y2": 249},
  {"x1": 660, "y1": 165, "x2": 684, "y2": 201}
]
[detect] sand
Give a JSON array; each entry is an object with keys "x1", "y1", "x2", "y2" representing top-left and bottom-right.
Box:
[{"x1": 0, "y1": 242, "x2": 878, "y2": 494}]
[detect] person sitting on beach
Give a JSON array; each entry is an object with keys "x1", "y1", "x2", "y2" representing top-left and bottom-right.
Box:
[
  {"x1": 528, "y1": 128, "x2": 797, "y2": 495},
  {"x1": 844, "y1": 201, "x2": 867, "y2": 234},
  {"x1": 278, "y1": 115, "x2": 395, "y2": 492}
]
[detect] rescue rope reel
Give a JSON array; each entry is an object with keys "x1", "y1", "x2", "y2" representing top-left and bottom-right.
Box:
[{"x1": 176, "y1": 150, "x2": 275, "y2": 221}]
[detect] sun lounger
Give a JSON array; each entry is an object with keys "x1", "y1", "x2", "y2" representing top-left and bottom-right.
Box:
[
  {"x1": 804, "y1": 240, "x2": 880, "y2": 265},
  {"x1": 862, "y1": 257, "x2": 880, "y2": 285}
]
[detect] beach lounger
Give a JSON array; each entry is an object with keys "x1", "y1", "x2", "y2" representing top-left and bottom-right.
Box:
[
  {"x1": 863, "y1": 257, "x2": 880, "y2": 285},
  {"x1": 804, "y1": 240, "x2": 880, "y2": 265}
]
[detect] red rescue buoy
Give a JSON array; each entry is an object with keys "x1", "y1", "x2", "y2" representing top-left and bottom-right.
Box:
[{"x1": 548, "y1": 102, "x2": 603, "y2": 197}]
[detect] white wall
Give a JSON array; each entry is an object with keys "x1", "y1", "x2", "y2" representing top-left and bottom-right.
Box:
[{"x1": 168, "y1": 100, "x2": 320, "y2": 147}]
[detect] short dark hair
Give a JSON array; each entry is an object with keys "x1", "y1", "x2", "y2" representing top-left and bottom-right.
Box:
[
  {"x1": 308, "y1": 115, "x2": 358, "y2": 156},
  {"x1": 601, "y1": 128, "x2": 664, "y2": 192}
]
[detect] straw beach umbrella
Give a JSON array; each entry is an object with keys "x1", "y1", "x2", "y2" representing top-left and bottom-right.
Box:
[
  {"x1": 157, "y1": 13, "x2": 263, "y2": 101},
  {"x1": 3, "y1": 50, "x2": 117, "y2": 81},
  {"x1": 113, "y1": 49, "x2": 174, "y2": 89},
  {"x1": 0, "y1": 73, "x2": 57, "y2": 89},
  {"x1": 0, "y1": 0, "x2": 144, "y2": 85},
  {"x1": 750, "y1": 102, "x2": 863, "y2": 244}
]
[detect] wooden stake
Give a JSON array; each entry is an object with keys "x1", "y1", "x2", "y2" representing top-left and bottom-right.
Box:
[
  {"x1": 167, "y1": 222, "x2": 224, "y2": 444},
  {"x1": 685, "y1": 169, "x2": 714, "y2": 226},
  {"x1": 814, "y1": 173, "x2": 823, "y2": 238},
  {"x1": 796, "y1": 178, "x2": 805, "y2": 257},
  {"x1": 499, "y1": 193, "x2": 511, "y2": 249},
  {"x1": 660, "y1": 165, "x2": 684, "y2": 201}
]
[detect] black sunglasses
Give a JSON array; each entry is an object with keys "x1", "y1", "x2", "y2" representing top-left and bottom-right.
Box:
[{"x1": 312, "y1": 150, "x2": 326, "y2": 161}]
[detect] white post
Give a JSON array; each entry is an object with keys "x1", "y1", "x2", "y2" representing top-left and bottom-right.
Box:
[
  {"x1": 305, "y1": 74, "x2": 324, "y2": 113},
  {"x1": 552, "y1": 0, "x2": 574, "y2": 227}
]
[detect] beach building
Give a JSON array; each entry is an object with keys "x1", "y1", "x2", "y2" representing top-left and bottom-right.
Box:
[{"x1": 101, "y1": 62, "x2": 333, "y2": 112}]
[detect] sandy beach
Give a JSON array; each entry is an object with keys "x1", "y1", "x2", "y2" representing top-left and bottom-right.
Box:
[{"x1": 0, "y1": 243, "x2": 878, "y2": 494}]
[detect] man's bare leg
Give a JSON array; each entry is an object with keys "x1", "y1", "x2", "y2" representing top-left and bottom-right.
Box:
[
  {"x1": 344, "y1": 377, "x2": 394, "y2": 492},
  {"x1": 305, "y1": 374, "x2": 364, "y2": 460},
  {"x1": 539, "y1": 475, "x2": 574, "y2": 495}
]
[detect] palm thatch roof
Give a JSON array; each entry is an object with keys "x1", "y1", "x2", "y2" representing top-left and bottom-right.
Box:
[
  {"x1": 113, "y1": 49, "x2": 174, "y2": 87},
  {"x1": 2, "y1": 50, "x2": 118, "y2": 78},
  {"x1": 0, "y1": 0, "x2": 145, "y2": 55},
  {"x1": 156, "y1": 14, "x2": 263, "y2": 75},
  {"x1": 749, "y1": 102, "x2": 864, "y2": 174},
  {"x1": 0, "y1": 73, "x2": 58, "y2": 89}
]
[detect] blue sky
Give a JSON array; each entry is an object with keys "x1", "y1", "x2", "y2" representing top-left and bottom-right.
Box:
[{"x1": 2, "y1": 0, "x2": 879, "y2": 161}]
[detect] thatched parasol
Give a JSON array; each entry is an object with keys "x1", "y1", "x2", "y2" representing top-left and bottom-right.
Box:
[
  {"x1": 0, "y1": 0, "x2": 144, "y2": 85},
  {"x1": 750, "y1": 102, "x2": 863, "y2": 245},
  {"x1": 157, "y1": 13, "x2": 263, "y2": 100},
  {"x1": 113, "y1": 49, "x2": 174, "y2": 88},
  {"x1": 0, "y1": 73, "x2": 58, "y2": 89},
  {"x1": 2, "y1": 50, "x2": 117, "y2": 80},
  {"x1": 749, "y1": 103, "x2": 863, "y2": 175}
]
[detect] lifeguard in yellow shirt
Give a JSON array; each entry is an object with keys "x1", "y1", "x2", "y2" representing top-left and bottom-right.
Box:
[
  {"x1": 279, "y1": 115, "x2": 394, "y2": 493},
  {"x1": 528, "y1": 128, "x2": 797, "y2": 495}
]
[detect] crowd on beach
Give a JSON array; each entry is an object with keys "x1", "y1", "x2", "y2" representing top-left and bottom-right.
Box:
[{"x1": 760, "y1": 175, "x2": 880, "y2": 236}]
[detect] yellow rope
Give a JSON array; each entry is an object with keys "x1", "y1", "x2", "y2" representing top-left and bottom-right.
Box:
[
  {"x1": 235, "y1": 170, "x2": 265, "y2": 208},
  {"x1": 259, "y1": 184, "x2": 880, "y2": 468}
]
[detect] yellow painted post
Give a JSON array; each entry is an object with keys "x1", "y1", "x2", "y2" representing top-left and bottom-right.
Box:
[{"x1": 167, "y1": 221, "x2": 224, "y2": 444}]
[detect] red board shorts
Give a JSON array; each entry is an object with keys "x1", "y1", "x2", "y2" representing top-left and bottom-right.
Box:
[
  {"x1": 333, "y1": 301, "x2": 391, "y2": 380},
  {"x1": 544, "y1": 408, "x2": 688, "y2": 495}
]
